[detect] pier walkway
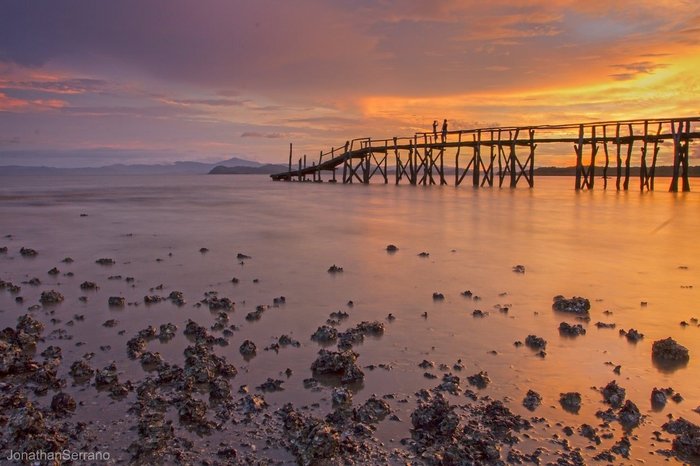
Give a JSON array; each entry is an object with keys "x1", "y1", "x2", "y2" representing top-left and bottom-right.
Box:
[{"x1": 270, "y1": 117, "x2": 699, "y2": 191}]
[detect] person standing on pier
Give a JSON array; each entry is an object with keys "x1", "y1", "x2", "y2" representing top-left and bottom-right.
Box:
[
  {"x1": 441, "y1": 119, "x2": 448, "y2": 142},
  {"x1": 432, "y1": 120, "x2": 438, "y2": 140}
]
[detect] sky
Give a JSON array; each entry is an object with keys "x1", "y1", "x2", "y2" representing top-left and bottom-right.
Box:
[{"x1": 0, "y1": 0, "x2": 699, "y2": 167}]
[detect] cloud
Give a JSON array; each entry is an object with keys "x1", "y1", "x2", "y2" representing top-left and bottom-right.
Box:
[
  {"x1": 609, "y1": 61, "x2": 668, "y2": 80},
  {"x1": 0, "y1": 78, "x2": 110, "y2": 95},
  {"x1": 0, "y1": 91, "x2": 66, "y2": 111},
  {"x1": 240, "y1": 132, "x2": 286, "y2": 139}
]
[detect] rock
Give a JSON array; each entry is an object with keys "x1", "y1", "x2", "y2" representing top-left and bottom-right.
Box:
[
  {"x1": 467, "y1": 371, "x2": 490, "y2": 389},
  {"x1": 95, "y1": 258, "x2": 115, "y2": 265},
  {"x1": 525, "y1": 334, "x2": 547, "y2": 350},
  {"x1": 19, "y1": 247, "x2": 38, "y2": 257},
  {"x1": 523, "y1": 390, "x2": 542, "y2": 411},
  {"x1": 560, "y1": 392, "x2": 582, "y2": 413},
  {"x1": 39, "y1": 290, "x2": 64, "y2": 305},
  {"x1": 236, "y1": 253, "x2": 251, "y2": 260},
  {"x1": 331, "y1": 387, "x2": 352, "y2": 407},
  {"x1": 652, "y1": 337, "x2": 690, "y2": 361},
  {"x1": 595, "y1": 321, "x2": 616, "y2": 329},
  {"x1": 663, "y1": 418, "x2": 700, "y2": 458},
  {"x1": 437, "y1": 373, "x2": 461, "y2": 394},
  {"x1": 552, "y1": 295, "x2": 590, "y2": 315},
  {"x1": 257, "y1": 377, "x2": 284, "y2": 392},
  {"x1": 651, "y1": 387, "x2": 669, "y2": 409},
  {"x1": 69, "y1": 360, "x2": 94, "y2": 380},
  {"x1": 50, "y1": 392, "x2": 76, "y2": 415},
  {"x1": 311, "y1": 325, "x2": 338, "y2": 343},
  {"x1": 417, "y1": 252, "x2": 429, "y2": 257},
  {"x1": 95, "y1": 362, "x2": 119, "y2": 387},
  {"x1": 354, "y1": 396, "x2": 390, "y2": 423},
  {"x1": 618, "y1": 400, "x2": 641, "y2": 428},
  {"x1": 242, "y1": 394, "x2": 268, "y2": 414},
  {"x1": 47, "y1": 267, "x2": 60, "y2": 275},
  {"x1": 512, "y1": 265, "x2": 525, "y2": 273},
  {"x1": 559, "y1": 322, "x2": 586, "y2": 336},
  {"x1": 386, "y1": 244, "x2": 399, "y2": 252},
  {"x1": 108, "y1": 296, "x2": 125, "y2": 307},
  {"x1": 61, "y1": 257, "x2": 74, "y2": 263},
  {"x1": 158, "y1": 323, "x2": 177, "y2": 342},
  {"x1": 327, "y1": 264, "x2": 343, "y2": 273},
  {"x1": 202, "y1": 294, "x2": 234, "y2": 311},
  {"x1": 432, "y1": 292, "x2": 444, "y2": 300},
  {"x1": 601, "y1": 380, "x2": 626, "y2": 408},
  {"x1": 411, "y1": 392, "x2": 459, "y2": 438},
  {"x1": 619, "y1": 328, "x2": 644, "y2": 342},
  {"x1": 167, "y1": 290, "x2": 185, "y2": 305},
  {"x1": 144, "y1": 295, "x2": 164, "y2": 304},
  {"x1": 311, "y1": 349, "x2": 364, "y2": 384},
  {"x1": 239, "y1": 340, "x2": 256, "y2": 357},
  {"x1": 80, "y1": 281, "x2": 98, "y2": 290}
]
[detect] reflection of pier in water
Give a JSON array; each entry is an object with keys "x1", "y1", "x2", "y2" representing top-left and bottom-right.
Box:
[{"x1": 270, "y1": 117, "x2": 699, "y2": 191}]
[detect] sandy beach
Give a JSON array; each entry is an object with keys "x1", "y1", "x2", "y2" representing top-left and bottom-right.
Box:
[{"x1": 0, "y1": 175, "x2": 698, "y2": 465}]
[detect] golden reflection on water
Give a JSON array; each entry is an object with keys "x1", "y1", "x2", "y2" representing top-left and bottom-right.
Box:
[{"x1": 0, "y1": 175, "x2": 698, "y2": 462}]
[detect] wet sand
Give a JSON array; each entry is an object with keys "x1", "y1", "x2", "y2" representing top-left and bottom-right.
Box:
[{"x1": 0, "y1": 175, "x2": 699, "y2": 464}]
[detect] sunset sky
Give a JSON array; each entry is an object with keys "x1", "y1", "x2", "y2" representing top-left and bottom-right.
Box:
[{"x1": 1, "y1": 0, "x2": 699, "y2": 167}]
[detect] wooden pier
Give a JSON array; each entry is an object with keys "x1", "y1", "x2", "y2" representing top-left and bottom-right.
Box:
[{"x1": 270, "y1": 117, "x2": 699, "y2": 191}]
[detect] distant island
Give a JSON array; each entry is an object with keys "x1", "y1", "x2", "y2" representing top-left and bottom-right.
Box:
[{"x1": 209, "y1": 164, "x2": 287, "y2": 175}]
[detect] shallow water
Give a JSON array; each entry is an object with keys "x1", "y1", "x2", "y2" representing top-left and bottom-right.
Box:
[{"x1": 0, "y1": 174, "x2": 698, "y2": 463}]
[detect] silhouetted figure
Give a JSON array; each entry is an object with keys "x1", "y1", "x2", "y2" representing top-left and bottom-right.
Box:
[
  {"x1": 441, "y1": 119, "x2": 448, "y2": 142},
  {"x1": 432, "y1": 120, "x2": 438, "y2": 140}
]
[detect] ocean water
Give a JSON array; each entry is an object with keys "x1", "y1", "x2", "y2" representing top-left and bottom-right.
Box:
[{"x1": 0, "y1": 174, "x2": 698, "y2": 463}]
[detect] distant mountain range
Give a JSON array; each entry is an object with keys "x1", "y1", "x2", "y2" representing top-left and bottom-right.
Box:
[{"x1": 0, "y1": 156, "x2": 269, "y2": 175}]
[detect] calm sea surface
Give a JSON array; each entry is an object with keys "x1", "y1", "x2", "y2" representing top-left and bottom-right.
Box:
[{"x1": 0, "y1": 174, "x2": 698, "y2": 463}]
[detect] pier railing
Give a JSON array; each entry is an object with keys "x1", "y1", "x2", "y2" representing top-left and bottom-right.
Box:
[{"x1": 270, "y1": 117, "x2": 700, "y2": 191}]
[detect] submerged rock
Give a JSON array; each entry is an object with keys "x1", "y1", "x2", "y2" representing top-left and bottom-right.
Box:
[
  {"x1": 619, "y1": 328, "x2": 644, "y2": 342},
  {"x1": 525, "y1": 334, "x2": 547, "y2": 350}
]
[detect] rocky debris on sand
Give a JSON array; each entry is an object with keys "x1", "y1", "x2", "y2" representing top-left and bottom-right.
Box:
[
  {"x1": 209, "y1": 377, "x2": 232, "y2": 401},
  {"x1": 40, "y1": 345, "x2": 62, "y2": 360},
  {"x1": 523, "y1": 390, "x2": 542, "y2": 411},
  {"x1": 560, "y1": 392, "x2": 582, "y2": 413},
  {"x1": 183, "y1": 320, "x2": 224, "y2": 346},
  {"x1": 652, "y1": 337, "x2": 690, "y2": 361},
  {"x1": 559, "y1": 322, "x2": 586, "y2": 336},
  {"x1": 467, "y1": 371, "x2": 491, "y2": 389},
  {"x1": 512, "y1": 265, "x2": 526, "y2": 273},
  {"x1": 177, "y1": 395, "x2": 214, "y2": 434},
  {"x1": 95, "y1": 258, "x2": 115, "y2": 265},
  {"x1": 108, "y1": 296, "x2": 125, "y2": 307},
  {"x1": 311, "y1": 349, "x2": 364, "y2": 384},
  {"x1": 39, "y1": 290, "x2": 64, "y2": 305},
  {"x1": 663, "y1": 417, "x2": 700, "y2": 458},
  {"x1": 311, "y1": 325, "x2": 338, "y2": 343},
  {"x1": 354, "y1": 396, "x2": 390, "y2": 424},
  {"x1": 410, "y1": 392, "x2": 531, "y2": 464},
  {"x1": 239, "y1": 339, "x2": 257, "y2": 357},
  {"x1": 618, "y1": 400, "x2": 642, "y2": 428},
  {"x1": 437, "y1": 373, "x2": 461, "y2": 394},
  {"x1": 328, "y1": 264, "x2": 343, "y2": 273},
  {"x1": 127, "y1": 336, "x2": 147, "y2": 359},
  {"x1": 167, "y1": 290, "x2": 185, "y2": 305},
  {"x1": 277, "y1": 334, "x2": 300, "y2": 347},
  {"x1": 50, "y1": 392, "x2": 76, "y2": 415},
  {"x1": 158, "y1": 323, "x2": 177, "y2": 342},
  {"x1": 525, "y1": 334, "x2": 547, "y2": 350},
  {"x1": 242, "y1": 394, "x2": 268, "y2": 414},
  {"x1": 386, "y1": 244, "x2": 399, "y2": 252},
  {"x1": 80, "y1": 281, "x2": 98, "y2": 290},
  {"x1": 552, "y1": 295, "x2": 590, "y2": 315},
  {"x1": 619, "y1": 328, "x2": 644, "y2": 342},
  {"x1": 140, "y1": 351, "x2": 163, "y2": 368},
  {"x1": 69, "y1": 359, "x2": 94, "y2": 381},
  {"x1": 601, "y1": 380, "x2": 626, "y2": 408},
  {"x1": 184, "y1": 342, "x2": 237, "y2": 384},
  {"x1": 19, "y1": 247, "x2": 38, "y2": 257},
  {"x1": 280, "y1": 404, "x2": 350, "y2": 465}
]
